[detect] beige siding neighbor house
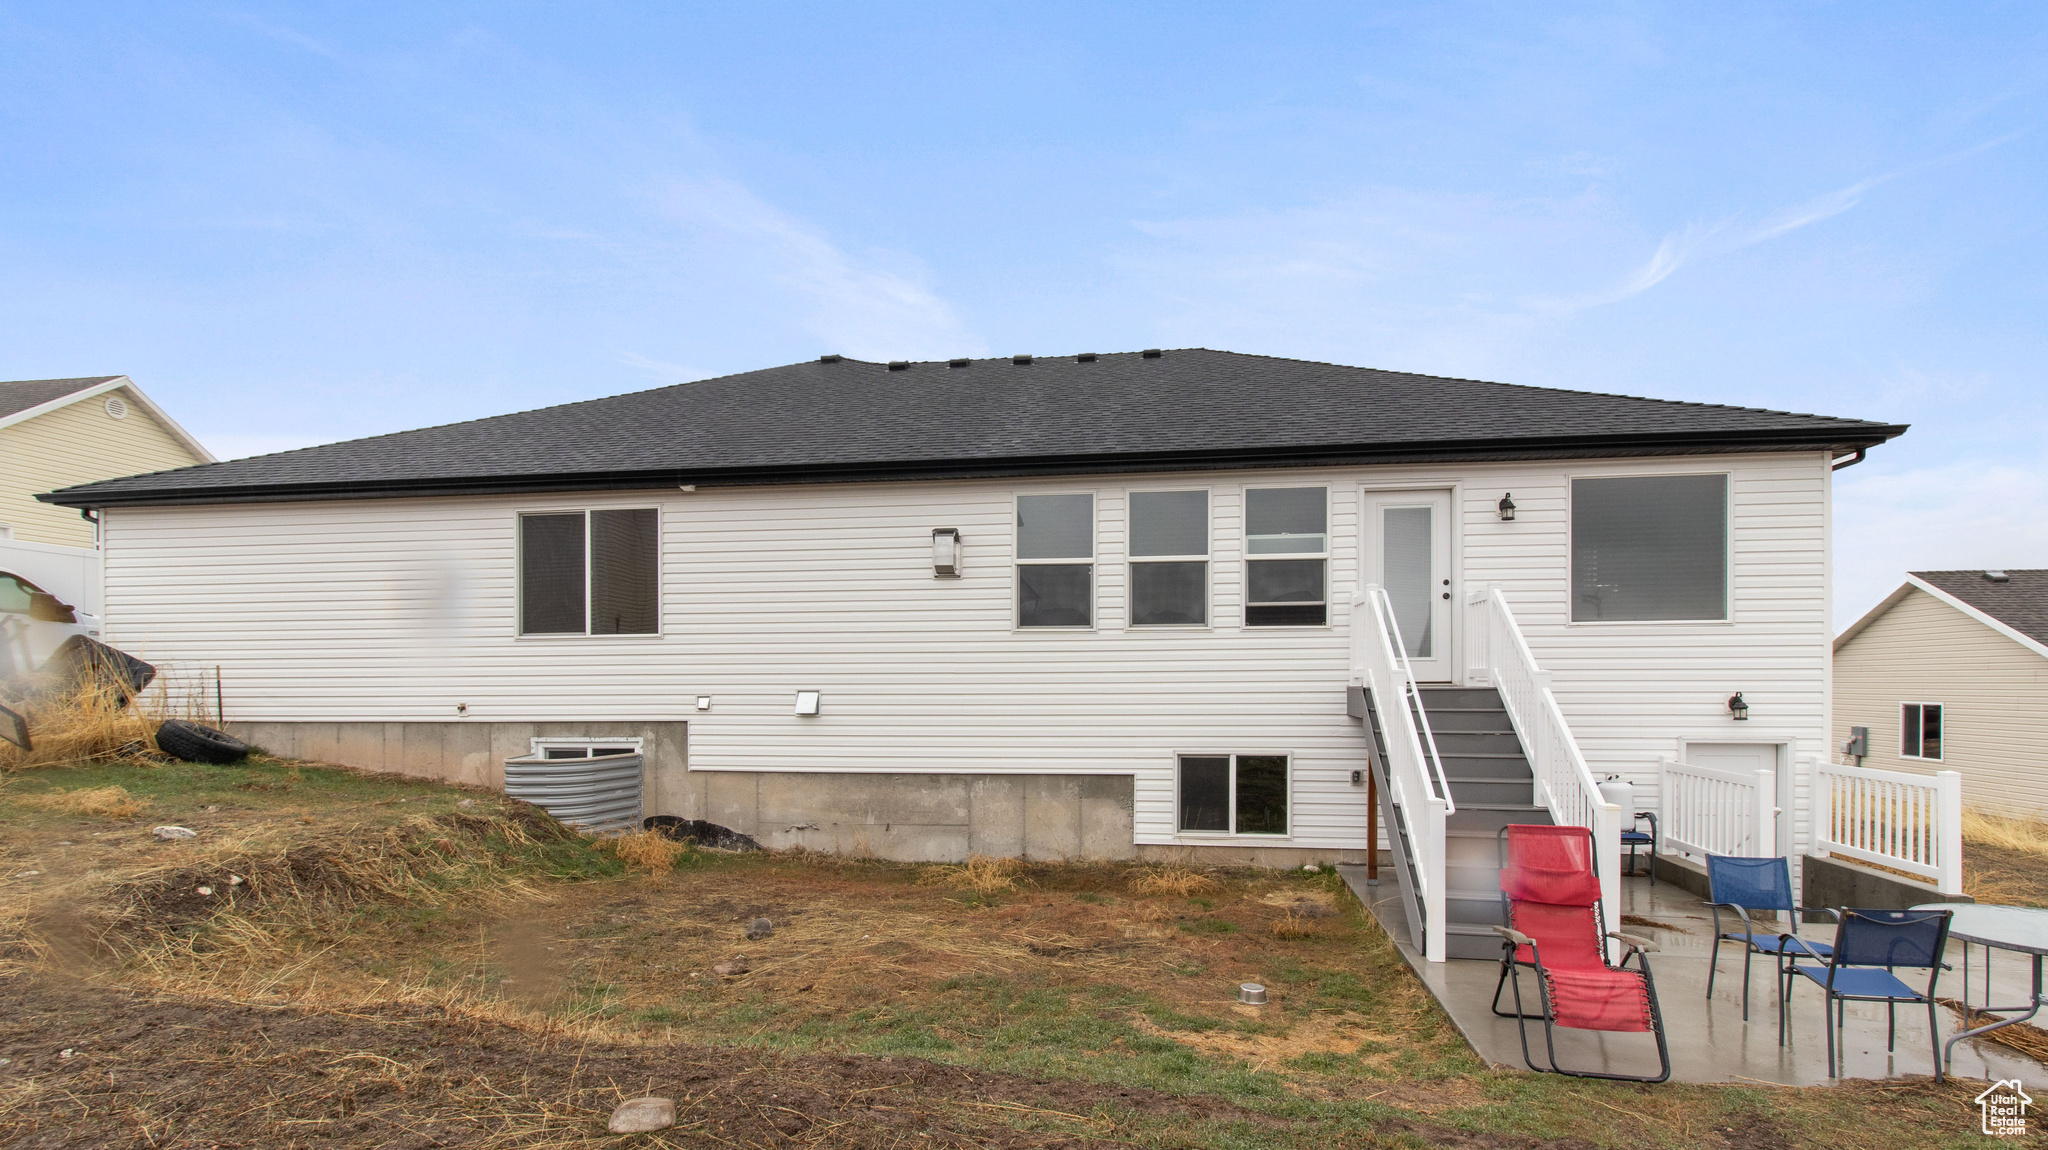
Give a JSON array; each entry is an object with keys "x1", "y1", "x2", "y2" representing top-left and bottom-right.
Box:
[
  {"x1": 1, "y1": 376, "x2": 213, "y2": 548},
  {"x1": 1833, "y1": 570, "x2": 2048, "y2": 817},
  {"x1": 45, "y1": 350, "x2": 1904, "y2": 960}
]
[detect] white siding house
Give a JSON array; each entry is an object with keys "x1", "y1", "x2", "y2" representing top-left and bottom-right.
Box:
[{"x1": 46, "y1": 349, "x2": 1900, "y2": 954}]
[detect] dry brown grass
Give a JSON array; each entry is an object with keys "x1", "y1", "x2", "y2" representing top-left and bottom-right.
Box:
[
  {"x1": 1963, "y1": 808, "x2": 2048, "y2": 857},
  {"x1": 13, "y1": 784, "x2": 147, "y2": 819},
  {"x1": 1128, "y1": 864, "x2": 1219, "y2": 898},
  {"x1": 0, "y1": 681, "x2": 160, "y2": 770},
  {"x1": 601, "y1": 829, "x2": 691, "y2": 874},
  {"x1": 918, "y1": 853, "x2": 1022, "y2": 895}
]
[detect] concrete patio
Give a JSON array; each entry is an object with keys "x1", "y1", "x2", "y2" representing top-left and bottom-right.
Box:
[{"x1": 1343, "y1": 865, "x2": 2045, "y2": 1085}]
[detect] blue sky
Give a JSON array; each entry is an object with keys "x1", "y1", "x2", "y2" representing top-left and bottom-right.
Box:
[{"x1": 3, "y1": 3, "x2": 2043, "y2": 625}]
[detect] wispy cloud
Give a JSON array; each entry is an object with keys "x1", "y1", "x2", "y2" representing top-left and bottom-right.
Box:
[{"x1": 650, "y1": 177, "x2": 983, "y2": 362}]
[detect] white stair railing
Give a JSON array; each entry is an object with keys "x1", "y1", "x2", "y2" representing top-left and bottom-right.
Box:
[
  {"x1": 1659, "y1": 758, "x2": 1775, "y2": 859},
  {"x1": 1351, "y1": 587, "x2": 1451, "y2": 961},
  {"x1": 1815, "y1": 762, "x2": 1964, "y2": 894},
  {"x1": 1471, "y1": 587, "x2": 1623, "y2": 952}
]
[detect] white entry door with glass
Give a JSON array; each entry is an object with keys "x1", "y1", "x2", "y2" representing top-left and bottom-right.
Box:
[{"x1": 1364, "y1": 490, "x2": 1454, "y2": 682}]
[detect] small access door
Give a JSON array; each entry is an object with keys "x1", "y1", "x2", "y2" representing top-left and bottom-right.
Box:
[
  {"x1": 1364, "y1": 490, "x2": 1455, "y2": 682},
  {"x1": 1683, "y1": 741, "x2": 1788, "y2": 857}
]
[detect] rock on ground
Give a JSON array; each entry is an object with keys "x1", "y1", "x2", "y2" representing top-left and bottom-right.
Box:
[
  {"x1": 151, "y1": 826, "x2": 197, "y2": 840},
  {"x1": 608, "y1": 1096, "x2": 676, "y2": 1133}
]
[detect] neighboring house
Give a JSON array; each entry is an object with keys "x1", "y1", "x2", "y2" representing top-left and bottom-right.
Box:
[
  {"x1": 44, "y1": 349, "x2": 1901, "y2": 957},
  {"x1": 1833, "y1": 569, "x2": 2048, "y2": 818},
  {"x1": 1, "y1": 376, "x2": 214, "y2": 548}
]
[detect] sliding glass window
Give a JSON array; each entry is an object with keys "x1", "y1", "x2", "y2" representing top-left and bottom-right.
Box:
[
  {"x1": 1245, "y1": 487, "x2": 1328, "y2": 626},
  {"x1": 1016, "y1": 493, "x2": 1094, "y2": 627}
]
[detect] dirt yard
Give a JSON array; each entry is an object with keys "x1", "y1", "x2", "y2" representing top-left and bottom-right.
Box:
[{"x1": 0, "y1": 756, "x2": 2011, "y2": 1148}]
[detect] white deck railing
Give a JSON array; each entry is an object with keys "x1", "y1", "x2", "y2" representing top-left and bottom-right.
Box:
[
  {"x1": 1351, "y1": 587, "x2": 1451, "y2": 960},
  {"x1": 1659, "y1": 757, "x2": 1775, "y2": 859},
  {"x1": 1815, "y1": 762, "x2": 1964, "y2": 894},
  {"x1": 1471, "y1": 587, "x2": 1622, "y2": 949}
]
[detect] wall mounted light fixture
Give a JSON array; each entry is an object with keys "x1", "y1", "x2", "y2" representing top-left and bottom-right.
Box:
[
  {"x1": 1498, "y1": 493, "x2": 1517, "y2": 521},
  {"x1": 1727, "y1": 692, "x2": 1749, "y2": 721},
  {"x1": 932, "y1": 527, "x2": 962, "y2": 577}
]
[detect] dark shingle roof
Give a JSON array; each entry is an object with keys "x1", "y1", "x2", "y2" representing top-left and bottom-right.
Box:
[
  {"x1": 1, "y1": 377, "x2": 122, "y2": 421},
  {"x1": 1914, "y1": 570, "x2": 2048, "y2": 648},
  {"x1": 42, "y1": 350, "x2": 1905, "y2": 508}
]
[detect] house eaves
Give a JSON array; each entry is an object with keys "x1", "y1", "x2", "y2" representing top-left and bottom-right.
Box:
[
  {"x1": 0, "y1": 375, "x2": 217, "y2": 464},
  {"x1": 1837, "y1": 576, "x2": 2048, "y2": 663}
]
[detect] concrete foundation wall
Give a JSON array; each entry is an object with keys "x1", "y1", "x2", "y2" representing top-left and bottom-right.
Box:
[
  {"x1": 1802, "y1": 854, "x2": 1969, "y2": 912},
  {"x1": 226, "y1": 719, "x2": 1370, "y2": 865}
]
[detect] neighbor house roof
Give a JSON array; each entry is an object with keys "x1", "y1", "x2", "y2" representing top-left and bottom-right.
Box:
[
  {"x1": 42, "y1": 349, "x2": 1906, "y2": 508},
  {"x1": 0, "y1": 375, "x2": 216, "y2": 462},
  {"x1": 1836, "y1": 570, "x2": 2048, "y2": 661}
]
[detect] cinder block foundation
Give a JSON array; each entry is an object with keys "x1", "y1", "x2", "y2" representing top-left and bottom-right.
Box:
[{"x1": 224, "y1": 720, "x2": 1367, "y2": 866}]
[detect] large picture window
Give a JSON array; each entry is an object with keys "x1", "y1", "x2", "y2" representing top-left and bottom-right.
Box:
[
  {"x1": 1570, "y1": 475, "x2": 1728, "y2": 622},
  {"x1": 1017, "y1": 493, "x2": 1093, "y2": 627},
  {"x1": 1129, "y1": 489, "x2": 1208, "y2": 626},
  {"x1": 519, "y1": 509, "x2": 659, "y2": 635},
  {"x1": 1902, "y1": 703, "x2": 1943, "y2": 761},
  {"x1": 1177, "y1": 754, "x2": 1289, "y2": 835},
  {"x1": 1245, "y1": 487, "x2": 1327, "y2": 626}
]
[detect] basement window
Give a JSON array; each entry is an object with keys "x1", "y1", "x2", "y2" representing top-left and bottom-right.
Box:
[
  {"x1": 519, "y1": 509, "x2": 659, "y2": 635},
  {"x1": 1901, "y1": 703, "x2": 1943, "y2": 761},
  {"x1": 1017, "y1": 493, "x2": 1094, "y2": 627},
  {"x1": 1177, "y1": 754, "x2": 1289, "y2": 835},
  {"x1": 1129, "y1": 489, "x2": 1209, "y2": 626},
  {"x1": 1570, "y1": 474, "x2": 1728, "y2": 622},
  {"x1": 1246, "y1": 487, "x2": 1328, "y2": 626}
]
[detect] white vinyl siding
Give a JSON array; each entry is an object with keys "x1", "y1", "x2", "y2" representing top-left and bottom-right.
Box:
[{"x1": 97, "y1": 451, "x2": 1834, "y2": 851}]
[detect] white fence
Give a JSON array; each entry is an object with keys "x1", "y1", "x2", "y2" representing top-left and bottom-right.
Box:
[
  {"x1": 1659, "y1": 758, "x2": 1775, "y2": 859},
  {"x1": 1471, "y1": 587, "x2": 1622, "y2": 950},
  {"x1": 1351, "y1": 587, "x2": 1452, "y2": 960},
  {"x1": 1814, "y1": 762, "x2": 1964, "y2": 895}
]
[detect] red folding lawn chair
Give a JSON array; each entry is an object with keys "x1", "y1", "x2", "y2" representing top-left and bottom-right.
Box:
[{"x1": 1490, "y1": 823, "x2": 1671, "y2": 1083}]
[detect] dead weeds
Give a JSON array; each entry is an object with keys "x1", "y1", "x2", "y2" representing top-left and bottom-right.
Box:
[
  {"x1": 0, "y1": 681, "x2": 160, "y2": 770},
  {"x1": 10, "y1": 783, "x2": 147, "y2": 819},
  {"x1": 1128, "y1": 864, "x2": 1219, "y2": 898},
  {"x1": 920, "y1": 853, "x2": 1023, "y2": 895},
  {"x1": 602, "y1": 828, "x2": 693, "y2": 874}
]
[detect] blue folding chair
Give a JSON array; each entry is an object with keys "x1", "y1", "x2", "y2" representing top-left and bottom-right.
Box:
[
  {"x1": 1704, "y1": 855, "x2": 1837, "y2": 1020},
  {"x1": 1620, "y1": 812, "x2": 1658, "y2": 884},
  {"x1": 1782, "y1": 908, "x2": 1954, "y2": 1080}
]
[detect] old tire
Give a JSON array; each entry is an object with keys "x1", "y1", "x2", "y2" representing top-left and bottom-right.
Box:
[{"x1": 156, "y1": 719, "x2": 249, "y2": 765}]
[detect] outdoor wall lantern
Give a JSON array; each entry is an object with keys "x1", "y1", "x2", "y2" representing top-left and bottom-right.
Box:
[
  {"x1": 1727, "y1": 692, "x2": 1749, "y2": 721},
  {"x1": 1497, "y1": 493, "x2": 1516, "y2": 521},
  {"x1": 795, "y1": 690, "x2": 822, "y2": 717},
  {"x1": 932, "y1": 527, "x2": 962, "y2": 577}
]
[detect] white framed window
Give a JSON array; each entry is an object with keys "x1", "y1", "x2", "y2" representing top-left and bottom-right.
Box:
[
  {"x1": 518, "y1": 508, "x2": 660, "y2": 635},
  {"x1": 1177, "y1": 753, "x2": 1290, "y2": 835},
  {"x1": 1569, "y1": 474, "x2": 1729, "y2": 622},
  {"x1": 1245, "y1": 486, "x2": 1328, "y2": 626},
  {"x1": 1016, "y1": 492, "x2": 1094, "y2": 627},
  {"x1": 1901, "y1": 703, "x2": 1943, "y2": 761},
  {"x1": 530, "y1": 736, "x2": 644, "y2": 760},
  {"x1": 1128, "y1": 489, "x2": 1209, "y2": 626}
]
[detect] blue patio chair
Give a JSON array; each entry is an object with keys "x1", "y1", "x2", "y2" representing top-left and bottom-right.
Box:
[
  {"x1": 1704, "y1": 855, "x2": 1837, "y2": 1021},
  {"x1": 1620, "y1": 812, "x2": 1658, "y2": 884},
  {"x1": 1782, "y1": 908, "x2": 1954, "y2": 1080}
]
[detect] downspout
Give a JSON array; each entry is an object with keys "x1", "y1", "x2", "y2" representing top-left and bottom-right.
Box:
[{"x1": 1830, "y1": 448, "x2": 1866, "y2": 471}]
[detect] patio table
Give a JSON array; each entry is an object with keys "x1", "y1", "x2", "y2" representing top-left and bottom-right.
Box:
[{"x1": 1912, "y1": 902, "x2": 2048, "y2": 1069}]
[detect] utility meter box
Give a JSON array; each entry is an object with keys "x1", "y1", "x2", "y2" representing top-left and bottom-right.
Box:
[{"x1": 1844, "y1": 726, "x2": 1869, "y2": 758}]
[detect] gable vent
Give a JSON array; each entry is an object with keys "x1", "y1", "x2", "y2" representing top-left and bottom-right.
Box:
[{"x1": 104, "y1": 396, "x2": 128, "y2": 419}]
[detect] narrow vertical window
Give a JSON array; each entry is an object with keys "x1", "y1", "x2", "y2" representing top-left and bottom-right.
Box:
[
  {"x1": 519, "y1": 509, "x2": 659, "y2": 636},
  {"x1": 1016, "y1": 493, "x2": 1094, "y2": 627},
  {"x1": 1177, "y1": 754, "x2": 1290, "y2": 835},
  {"x1": 519, "y1": 513, "x2": 586, "y2": 634},
  {"x1": 1129, "y1": 489, "x2": 1208, "y2": 626},
  {"x1": 1902, "y1": 703, "x2": 1943, "y2": 760},
  {"x1": 1245, "y1": 487, "x2": 1327, "y2": 626}
]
